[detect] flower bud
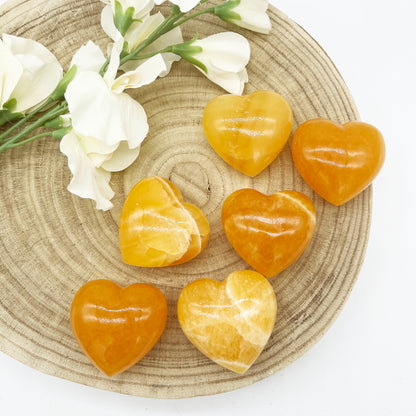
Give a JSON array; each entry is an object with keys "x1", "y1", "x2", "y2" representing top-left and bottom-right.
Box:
[
  {"x1": 172, "y1": 32, "x2": 250, "y2": 95},
  {"x1": 214, "y1": 0, "x2": 271, "y2": 34}
]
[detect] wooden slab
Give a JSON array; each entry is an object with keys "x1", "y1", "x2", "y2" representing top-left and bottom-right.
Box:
[{"x1": 0, "y1": 0, "x2": 370, "y2": 398}]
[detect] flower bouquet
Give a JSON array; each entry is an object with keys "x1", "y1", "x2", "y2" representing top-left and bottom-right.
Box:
[{"x1": 1, "y1": 0, "x2": 271, "y2": 210}]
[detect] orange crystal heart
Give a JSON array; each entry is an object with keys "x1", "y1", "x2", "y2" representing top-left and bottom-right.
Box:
[
  {"x1": 70, "y1": 279, "x2": 167, "y2": 377},
  {"x1": 119, "y1": 176, "x2": 210, "y2": 267},
  {"x1": 178, "y1": 270, "x2": 277, "y2": 374},
  {"x1": 222, "y1": 189, "x2": 316, "y2": 277},
  {"x1": 291, "y1": 119, "x2": 385, "y2": 205},
  {"x1": 202, "y1": 90, "x2": 293, "y2": 176}
]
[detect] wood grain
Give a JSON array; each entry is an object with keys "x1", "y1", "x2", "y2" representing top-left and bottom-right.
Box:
[{"x1": 0, "y1": 0, "x2": 370, "y2": 398}]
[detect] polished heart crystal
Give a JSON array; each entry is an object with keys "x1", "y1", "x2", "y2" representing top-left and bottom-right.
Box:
[
  {"x1": 291, "y1": 119, "x2": 385, "y2": 205},
  {"x1": 202, "y1": 90, "x2": 293, "y2": 176},
  {"x1": 178, "y1": 270, "x2": 277, "y2": 374},
  {"x1": 119, "y1": 176, "x2": 210, "y2": 267},
  {"x1": 222, "y1": 189, "x2": 316, "y2": 277},
  {"x1": 70, "y1": 279, "x2": 167, "y2": 377}
]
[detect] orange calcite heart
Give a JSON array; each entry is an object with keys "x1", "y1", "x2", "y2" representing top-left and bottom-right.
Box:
[
  {"x1": 203, "y1": 90, "x2": 293, "y2": 176},
  {"x1": 291, "y1": 119, "x2": 385, "y2": 205},
  {"x1": 119, "y1": 176, "x2": 210, "y2": 267},
  {"x1": 70, "y1": 279, "x2": 167, "y2": 377},
  {"x1": 178, "y1": 270, "x2": 277, "y2": 374},
  {"x1": 222, "y1": 189, "x2": 316, "y2": 277}
]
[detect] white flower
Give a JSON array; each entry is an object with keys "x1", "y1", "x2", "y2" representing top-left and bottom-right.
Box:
[
  {"x1": 214, "y1": 0, "x2": 272, "y2": 34},
  {"x1": 61, "y1": 39, "x2": 167, "y2": 210},
  {"x1": 66, "y1": 39, "x2": 166, "y2": 147},
  {"x1": 173, "y1": 32, "x2": 250, "y2": 95},
  {"x1": 101, "y1": 10, "x2": 183, "y2": 76},
  {"x1": 0, "y1": 34, "x2": 63, "y2": 113},
  {"x1": 154, "y1": 0, "x2": 200, "y2": 13},
  {"x1": 60, "y1": 129, "x2": 141, "y2": 211}
]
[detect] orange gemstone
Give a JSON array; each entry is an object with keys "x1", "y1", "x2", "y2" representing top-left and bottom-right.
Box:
[
  {"x1": 291, "y1": 119, "x2": 385, "y2": 205},
  {"x1": 178, "y1": 270, "x2": 277, "y2": 374},
  {"x1": 119, "y1": 176, "x2": 210, "y2": 267},
  {"x1": 222, "y1": 189, "x2": 316, "y2": 277},
  {"x1": 70, "y1": 279, "x2": 167, "y2": 377},
  {"x1": 203, "y1": 90, "x2": 293, "y2": 176}
]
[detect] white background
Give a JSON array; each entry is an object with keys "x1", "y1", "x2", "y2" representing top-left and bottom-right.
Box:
[{"x1": 1, "y1": 0, "x2": 415, "y2": 414}]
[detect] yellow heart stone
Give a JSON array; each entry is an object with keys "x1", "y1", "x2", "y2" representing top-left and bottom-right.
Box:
[
  {"x1": 203, "y1": 90, "x2": 293, "y2": 176},
  {"x1": 178, "y1": 270, "x2": 277, "y2": 374},
  {"x1": 119, "y1": 176, "x2": 210, "y2": 267}
]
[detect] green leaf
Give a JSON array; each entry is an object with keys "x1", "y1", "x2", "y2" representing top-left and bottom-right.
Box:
[{"x1": 114, "y1": 1, "x2": 135, "y2": 37}]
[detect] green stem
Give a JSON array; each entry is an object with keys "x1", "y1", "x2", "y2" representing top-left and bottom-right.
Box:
[
  {"x1": 0, "y1": 98, "x2": 57, "y2": 142},
  {"x1": 125, "y1": 46, "x2": 174, "y2": 61},
  {"x1": 5, "y1": 131, "x2": 54, "y2": 149},
  {"x1": 0, "y1": 102, "x2": 68, "y2": 154},
  {"x1": 171, "y1": 6, "x2": 215, "y2": 28},
  {"x1": 98, "y1": 56, "x2": 112, "y2": 77},
  {"x1": 119, "y1": 8, "x2": 184, "y2": 67}
]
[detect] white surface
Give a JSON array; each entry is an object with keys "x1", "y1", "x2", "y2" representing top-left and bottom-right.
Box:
[{"x1": 1, "y1": 0, "x2": 415, "y2": 414}]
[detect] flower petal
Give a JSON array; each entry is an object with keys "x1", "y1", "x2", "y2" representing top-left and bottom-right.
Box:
[
  {"x1": 65, "y1": 71, "x2": 149, "y2": 148},
  {"x1": 101, "y1": 4, "x2": 120, "y2": 41},
  {"x1": 194, "y1": 65, "x2": 248, "y2": 95},
  {"x1": 194, "y1": 32, "x2": 250, "y2": 73},
  {"x1": 232, "y1": 0, "x2": 271, "y2": 34},
  {"x1": 215, "y1": 0, "x2": 271, "y2": 34},
  {"x1": 111, "y1": 53, "x2": 166, "y2": 93},
  {"x1": 124, "y1": 12, "x2": 164, "y2": 52},
  {"x1": 60, "y1": 130, "x2": 115, "y2": 211},
  {"x1": 77, "y1": 133, "x2": 119, "y2": 168},
  {"x1": 2, "y1": 34, "x2": 63, "y2": 113},
  {"x1": 70, "y1": 40, "x2": 106, "y2": 73},
  {"x1": 101, "y1": 140, "x2": 141, "y2": 172},
  {"x1": 191, "y1": 32, "x2": 250, "y2": 95},
  {"x1": 0, "y1": 42, "x2": 23, "y2": 109},
  {"x1": 154, "y1": 0, "x2": 199, "y2": 12},
  {"x1": 103, "y1": 36, "x2": 124, "y2": 86}
]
